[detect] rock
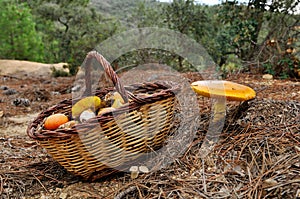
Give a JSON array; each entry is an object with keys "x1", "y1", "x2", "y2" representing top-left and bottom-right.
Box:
[
  {"x1": 3, "y1": 88, "x2": 17, "y2": 95},
  {"x1": 59, "y1": 192, "x2": 68, "y2": 199},
  {"x1": 262, "y1": 74, "x2": 273, "y2": 80},
  {"x1": 51, "y1": 91, "x2": 61, "y2": 96},
  {"x1": 0, "y1": 60, "x2": 68, "y2": 77},
  {"x1": 0, "y1": 85, "x2": 8, "y2": 90},
  {"x1": 71, "y1": 85, "x2": 81, "y2": 92},
  {"x1": 12, "y1": 98, "x2": 30, "y2": 107}
]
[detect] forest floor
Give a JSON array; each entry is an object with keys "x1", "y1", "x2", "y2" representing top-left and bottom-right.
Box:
[{"x1": 0, "y1": 60, "x2": 299, "y2": 198}]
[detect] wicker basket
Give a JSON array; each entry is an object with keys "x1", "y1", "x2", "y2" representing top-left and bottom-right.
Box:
[{"x1": 27, "y1": 51, "x2": 180, "y2": 180}]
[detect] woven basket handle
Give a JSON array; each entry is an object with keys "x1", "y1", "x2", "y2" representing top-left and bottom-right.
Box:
[{"x1": 83, "y1": 51, "x2": 128, "y2": 103}]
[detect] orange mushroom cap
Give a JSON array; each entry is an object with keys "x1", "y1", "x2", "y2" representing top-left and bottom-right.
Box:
[
  {"x1": 44, "y1": 113, "x2": 69, "y2": 130},
  {"x1": 191, "y1": 80, "x2": 256, "y2": 101}
]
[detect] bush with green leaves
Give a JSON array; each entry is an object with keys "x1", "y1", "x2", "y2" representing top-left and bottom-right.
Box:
[
  {"x1": 27, "y1": 0, "x2": 119, "y2": 75},
  {"x1": 0, "y1": 0, "x2": 44, "y2": 62}
]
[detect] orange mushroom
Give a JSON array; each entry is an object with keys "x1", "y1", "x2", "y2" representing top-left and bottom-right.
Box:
[
  {"x1": 44, "y1": 113, "x2": 69, "y2": 130},
  {"x1": 191, "y1": 80, "x2": 256, "y2": 102},
  {"x1": 190, "y1": 80, "x2": 256, "y2": 157},
  {"x1": 191, "y1": 80, "x2": 256, "y2": 121}
]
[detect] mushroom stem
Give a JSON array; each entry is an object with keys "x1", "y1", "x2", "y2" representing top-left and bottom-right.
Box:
[
  {"x1": 198, "y1": 98, "x2": 226, "y2": 158},
  {"x1": 212, "y1": 98, "x2": 226, "y2": 121}
]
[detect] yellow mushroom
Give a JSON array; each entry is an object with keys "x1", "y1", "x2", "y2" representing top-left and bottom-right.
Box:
[
  {"x1": 191, "y1": 80, "x2": 256, "y2": 101},
  {"x1": 105, "y1": 92, "x2": 125, "y2": 109},
  {"x1": 191, "y1": 80, "x2": 256, "y2": 119},
  {"x1": 191, "y1": 80, "x2": 256, "y2": 157},
  {"x1": 72, "y1": 96, "x2": 102, "y2": 119}
]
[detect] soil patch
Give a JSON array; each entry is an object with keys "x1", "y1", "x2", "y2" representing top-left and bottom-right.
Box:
[{"x1": 0, "y1": 67, "x2": 299, "y2": 198}]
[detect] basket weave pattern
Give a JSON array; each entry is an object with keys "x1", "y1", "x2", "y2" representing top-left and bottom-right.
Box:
[{"x1": 27, "y1": 51, "x2": 180, "y2": 180}]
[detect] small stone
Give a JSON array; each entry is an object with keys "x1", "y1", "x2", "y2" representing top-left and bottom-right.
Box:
[
  {"x1": 71, "y1": 85, "x2": 81, "y2": 92},
  {"x1": 59, "y1": 192, "x2": 68, "y2": 199},
  {"x1": 3, "y1": 88, "x2": 17, "y2": 95},
  {"x1": 51, "y1": 91, "x2": 61, "y2": 95},
  {"x1": 264, "y1": 178, "x2": 278, "y2": 186},
  {"x1": 0, "y1": 85, "x2": 8, "y2": 90},
  {"x1": 12, "y1": 98, "x2": 30, "y2": 107},
  {"x1": 262, "y1": 74, "x2": 273, "y2": 80}
]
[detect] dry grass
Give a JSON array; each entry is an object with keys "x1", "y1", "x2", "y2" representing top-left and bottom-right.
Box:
[
  {"x1": 109, "y1": 100, "x2": 300, "y2": 199},
  {"x1": 1, "y1": 99, "x2": 299, "y2": 198},
  {"x1": 0, "y1": 71, "x2": 299, "y2": 198}
]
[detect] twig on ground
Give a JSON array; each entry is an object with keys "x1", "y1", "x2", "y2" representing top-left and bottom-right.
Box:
[
  {"x1": 33, "y1": 174, "x2": 48, "y2": 194},
  {"x1": 114, "y1": 186, "x2": 137, "y2": 199}
]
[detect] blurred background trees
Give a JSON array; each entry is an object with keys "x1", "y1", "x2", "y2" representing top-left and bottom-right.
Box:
[
  {"x1": 0, "y1": 0, "x2": 299, "y2": 78},
  {"x1": 0, "y1": 0, "x2": 44, "y2": 62},
  {"x1": 26, "y1": 0, "x2": 119, "y2": 75}
]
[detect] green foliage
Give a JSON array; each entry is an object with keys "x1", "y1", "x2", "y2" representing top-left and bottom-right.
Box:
[
  {"x1": 163, "y1": 0, "x2": 208, "y2": 36},
  {"x1": 263, "y1": 55, "x2": 298, "y2": 79},
  {"x1": 90, "y1": 0, "x2": 143, "y2": 27},
  {"x1": 212, "y1": 0, "x2": 299, "y2": 78},
  {"x1": 0, "y1": 0, "x2": 44, "y2": 61},
  {"x1": 112, "y1": 48, "x2": 196, "y2": 73},
  {"x1": 220, "y1": 54, "x2": 243, "y2": 77},
  {"x1": 26, "y1": 0, "x2": 119, "y2": 75},
  {"x1": 256, "y1": 10, "x2": 299, "y2": 78},
  {"x1": 95, "y1": 0, "x2": 209, "y2": 73},
  {"x1": 263, "y1": 62, "x2": 275, "y2": 75},
  {"x1": 215, "y1": 1, "x2": 261, "y2": 65},
  {"x1": 1, "y1": 0, "x2": 298, "y2": 78},
  {"x1": 131, "y1": 1, "x2": 164, "y2": 28},
  {"x1": 161, "y1": 0, "x2": 210, "y2": 71}
]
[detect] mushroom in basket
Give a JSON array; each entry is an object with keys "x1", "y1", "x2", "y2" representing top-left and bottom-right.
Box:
[
  {"x1": 97, "y1": 92, "x2": 126, "y2": 115},
  {"x1": 44, "y1": 113, "x2": 69, "y2": 130},
  {"x1": 105, "y1": 91, "x2": 125, "y2": 109},
  {"x1": 72, "y1": 96, "x2": 103, "y2": 119}
]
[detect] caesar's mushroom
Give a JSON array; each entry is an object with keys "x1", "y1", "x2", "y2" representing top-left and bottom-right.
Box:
[
  {"x1": 190, "y1": 80, "x2": 256, "y2": 120},
  {"x1": 190, "y1": 80, "x2": 256, "y2": 157},
  {"x1": 191, "y1": 80, "x2": 256, "y2": 102}
]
